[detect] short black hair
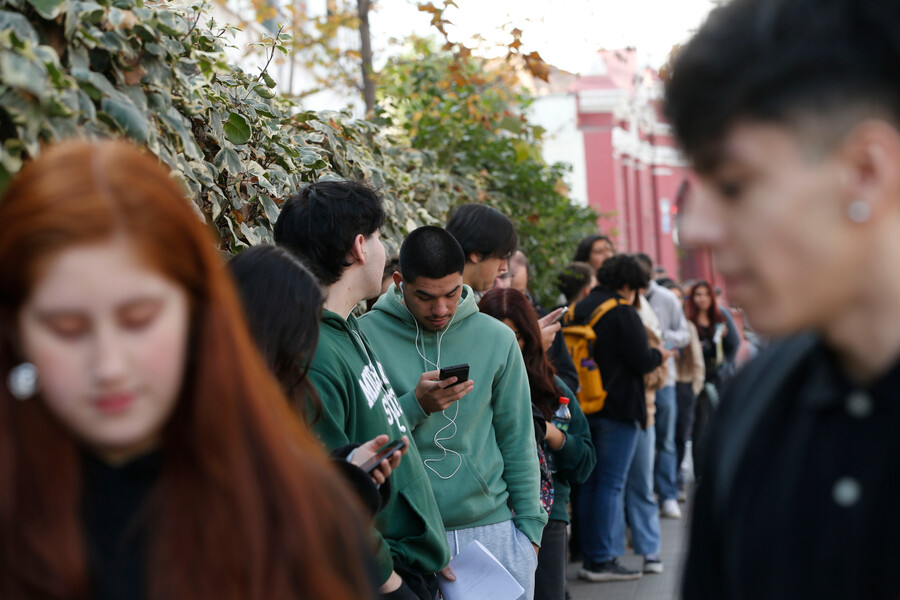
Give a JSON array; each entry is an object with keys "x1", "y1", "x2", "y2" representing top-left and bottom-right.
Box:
[
  {"x1": 597, "y1": 254, "x2": 650, "y2": 292},
  {"x1": 634, "y1": 253, "x2": 653, "y2": 272},
  {"x1": 228, "y1": 245, "x2": 324, "y2": 419},
  {"x1": 573, "y1": 235, "x2": 614, "y2": 263},
  {"x1": 665, "y1": 0, "x2": 900, "y2": 172},
  {"x1": 273, "y1": 180, "x2": 386, "y2": 286},
  {"x1": 399, "y1": 226, "x2": 465, "y2": 283},
  {"x1": 446, "y1": 204, "x2": 517, "y2": 262},
  {"x1": 556, "y1": 262, "x2": 594, "y2": 304}
]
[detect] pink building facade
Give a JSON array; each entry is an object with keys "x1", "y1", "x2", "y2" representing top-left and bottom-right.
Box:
[{"x1": 569, "y1": 50, "x2": 723, "y2": 291}]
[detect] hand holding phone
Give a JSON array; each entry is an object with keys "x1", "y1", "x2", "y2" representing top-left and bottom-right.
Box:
[
  {"x1": 439, "y1": 363, "x2": 469, "y2": 383},
  {"x1": 413, "y1": 367, "x2": 474, "y2": 414},
  {"x1": 359, "y1": 438, "x2": 409, "y2": 474}
]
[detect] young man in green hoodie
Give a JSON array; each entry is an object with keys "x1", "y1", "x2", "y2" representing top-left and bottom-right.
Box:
[
  {"x1": 359, "y1": 226, "x2": 547, "y2": 600},
  {"x1": 273, "y1": 182, "x2": 456, "y2": 600}
]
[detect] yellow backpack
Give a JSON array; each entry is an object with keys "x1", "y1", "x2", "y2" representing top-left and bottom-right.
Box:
[{"x1": 562, "y1": 298, "x2": 628, "y2": 414}]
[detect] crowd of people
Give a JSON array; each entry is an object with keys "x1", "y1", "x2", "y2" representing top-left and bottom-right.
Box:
[
  {"x1": 4, "y1": 1, "x2": 900, "y2": 599},
  {"x1": 0, "y1": 137, "x2": 744, "y2": 600}
]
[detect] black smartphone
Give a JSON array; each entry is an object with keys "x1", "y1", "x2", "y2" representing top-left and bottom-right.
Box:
[
  {"x1": 438, "y1": 363, "x2": 469, "y2": 383},
  {"x1": 360, "y1": 438, "x2": 408, "y2": 474}
]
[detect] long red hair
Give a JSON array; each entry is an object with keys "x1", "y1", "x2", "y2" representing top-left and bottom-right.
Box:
[
  {"x1": 478, "y1": 288, "x2": 559, "y2": 419},
  {"x1": 684, "y1": 280, "x2": 725, "y2": 327},
  {"x1": 0, "y1": 140, "x2": 373, "y2": 600}
]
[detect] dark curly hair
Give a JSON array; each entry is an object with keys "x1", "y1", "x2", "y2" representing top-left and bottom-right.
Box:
[{"x1": 596, "y1": 254, "x2": 650, "y2": 293}]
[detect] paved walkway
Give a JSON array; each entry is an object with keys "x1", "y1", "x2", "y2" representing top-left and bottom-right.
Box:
[{"x1": 567, "y1": 502, "x2": 690, "y2": 600}]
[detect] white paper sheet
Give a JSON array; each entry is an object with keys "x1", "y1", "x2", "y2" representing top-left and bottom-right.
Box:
[{"x1": 437, "y1": 540, "x2": 525, "y2": 600}]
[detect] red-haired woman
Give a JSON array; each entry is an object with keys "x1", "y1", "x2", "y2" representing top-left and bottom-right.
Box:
[
  {"x1": 0, "y1": 140, "x2": 375, "y2": 600},
  {"x1": 684, "y1": 280, "x2": 740, "y2": 476},
  {"x1": 478, "y1": 288, "x2": 596, "y2": 600}
]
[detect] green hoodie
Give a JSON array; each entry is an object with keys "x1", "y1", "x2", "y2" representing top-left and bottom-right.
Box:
[
  {"x1": 359, "y1": 285, "x2": 548, "y2": 546},
  {"x1": 307, "y1": 309, "x2": 450, "y2": 585}
]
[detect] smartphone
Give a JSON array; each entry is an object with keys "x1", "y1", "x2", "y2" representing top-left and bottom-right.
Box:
[
  {"x1": 360, "y1": 438, "x2": 409, "y2": 474},
  {"x1": 549, "y1": 306, "x2": 568, "y2": 325},
  {"x1": 438, "y1": 363, "x2": 469, "y2": 383}
]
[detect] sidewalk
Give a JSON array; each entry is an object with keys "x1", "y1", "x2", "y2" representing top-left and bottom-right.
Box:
[{"x1": 567, "y1": 503, "x2": 690, "y2": 600}]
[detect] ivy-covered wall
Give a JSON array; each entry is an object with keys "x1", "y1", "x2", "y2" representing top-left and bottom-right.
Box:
[{"x1": 0, "y1": 0, "x2": 597, "y2": 304}]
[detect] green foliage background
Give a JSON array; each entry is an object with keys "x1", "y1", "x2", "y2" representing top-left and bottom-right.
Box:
[{"x1": 0, "y1": 0, "x2": 597, "y2": 305}]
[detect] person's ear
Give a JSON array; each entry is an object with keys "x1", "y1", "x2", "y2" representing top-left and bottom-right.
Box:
[
  {"x1": 468, "y1": 252, "x2": 480, "y2": 264},
  {"x1": 392, "y1": 271, "x2": 403, "y2": 295},
  {"x1": 837, "y1": 119, "x2": 900, "y2": 224},
  {"x1": 349, "y1": 233, "x2": 366, "y2": 264}
]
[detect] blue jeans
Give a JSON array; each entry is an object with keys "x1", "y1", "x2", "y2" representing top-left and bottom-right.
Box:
[
  {"x1": 613, "y1": 425, "x2": 660, "y2": 557},
  {"x1": 654, "y1": 386, "x2": 679, "y2": 502},
  {"x1": 579, "y1": 417, "x2": 640, "y2": 564}
]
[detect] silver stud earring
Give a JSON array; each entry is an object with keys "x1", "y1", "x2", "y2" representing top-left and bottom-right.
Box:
[
  {"x1": 847, "y1": 200, "x2": 872, "y2": 223},
  {"x1": 7, "y1": 362, "x2": 39, "y2": 401}
]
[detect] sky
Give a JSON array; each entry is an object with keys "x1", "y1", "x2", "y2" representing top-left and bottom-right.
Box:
[{"x1": 369, "y1": 0, "x2": 718, "y2": 74}]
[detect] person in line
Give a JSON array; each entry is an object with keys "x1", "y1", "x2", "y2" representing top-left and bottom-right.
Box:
[
  {"x1": 634, "y1": 254, "x2": 691, "y2": 519},
  {"x1": 572, "y1": 254, "x2": 670, "y2": 583},
  {"x1": 445, "y1": 204, "x2": 517, "y2": 295},
  {"x1": 0, "y1": 140, "x2": 375, "y2": 600},
  {"x1": 660, "y1": 280, "x2": 705, "y2": 499},
  {"x1": 507, "y1": 250, "x2": 579, "y2": 394},
  {"x1": 610, "y1": 272, "x2": 666, "y2": 575},
  {"x1": 556, "y1": 262, "x2": 598, "y2": 307},
  {"x1": 573, "y1": 234, "x2": 616, "y2": 272},
  {"x1": 229, "y1": 244, "x2": 405, "y2": 516},
  {"x1": 273, "y1": 182, "x2": 454, "y2": 600},
  {"x1": 446, "y1": 206, "x2": 566, "y2": 380},
  {"x1": 479, "y1": 288, "x2": 596, "y2": 600},
  {"x1": 360, "y1": 226, "x2": 546, "y2": 600},
  {"x1": 683, "y1": 280, "x2": 739, "y2": 477},
  {"x1": 666, "y1": 0, "x2": 900, "y2": 596}
]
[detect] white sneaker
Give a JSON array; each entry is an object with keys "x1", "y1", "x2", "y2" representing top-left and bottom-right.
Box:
[{"x1": 660, "y1": 498, "x2": 682, "y2": 519}]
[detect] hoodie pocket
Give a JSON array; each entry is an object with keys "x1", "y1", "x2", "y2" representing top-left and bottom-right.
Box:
[{"x1": 385, "y1": 471, "x2": 450, "y2": 573}]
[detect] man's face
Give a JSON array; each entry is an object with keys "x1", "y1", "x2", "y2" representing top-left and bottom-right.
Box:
[
  {"x1": 466, "y1": 255, "x2": 508, "y2": 292},
  {"x1": 682, "y1": 122, "x2": 865, "y2": 335},
  {"x1": 399, "y1": 273, "x2": 464, "y2": 331},
  {"x1": 362, "y1": 229, "x2": 387, "y2": 298}
]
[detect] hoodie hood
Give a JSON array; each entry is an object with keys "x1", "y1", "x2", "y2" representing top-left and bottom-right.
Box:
[{"x1": 371, "y1": 282, "x2": 480, "y2": 331}]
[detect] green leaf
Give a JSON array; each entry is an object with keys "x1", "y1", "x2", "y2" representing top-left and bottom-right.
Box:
[
  {"x1": 26, "y1": 0, "x2": 65, "y2": 19},
  {"x1": 0, "y1": 10, "x2": 39, "y2": 45},
  {"x1": 261, "y1": 71, "x2": 275, "y2": 88},
  {"x1": 100, "y1": 96, "x2": 149, "y2": 143},
  {"x1": 214, "y1": 146, "x2": 242, "y2": 174},
  {"x1": 224, "y1": 112, "x2": 251, "y2": 145},
  {"x1": 253, "y1": 83, "x2": 275, "y2": 99},
  {"x1": 259, "y1": 194, "x2": 280, "y2": 225},
  {"x1": 0, "y1": 49, "x2": 47, "y2": 98}
]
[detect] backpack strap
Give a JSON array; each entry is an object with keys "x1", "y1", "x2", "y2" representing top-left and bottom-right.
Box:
[
  {"x1": 587, "y1": 297, "x2": 627, "y2": 328},
  {"x1": 562, "y1": 303, "x2": 578, "y2": 326}
]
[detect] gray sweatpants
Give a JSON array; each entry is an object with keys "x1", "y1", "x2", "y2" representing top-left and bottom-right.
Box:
[{"x1": 446, "y1": 519, "x2": 538, "y2": 600}]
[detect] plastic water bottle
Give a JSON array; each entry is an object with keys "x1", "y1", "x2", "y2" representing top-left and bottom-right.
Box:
[{"x1": 552, "y1": 397, "x2": 572, "y2": 432}]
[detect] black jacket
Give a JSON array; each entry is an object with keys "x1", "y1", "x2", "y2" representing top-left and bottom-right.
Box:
[
  {"x1": 571, "y1": 286, "x2": 662, "y2": 426},
  {"x1": 683, "y1": 334, "x2": 900, "y2": 599}
]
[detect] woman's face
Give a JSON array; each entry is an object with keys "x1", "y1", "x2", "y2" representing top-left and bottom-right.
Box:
[
  {"x1": 589, "y1": 239, "x2": 615, "y2": 270},
  {"x1": 502, "y1": 318, "x2": 525, "y2": 351},
  {"x1": 18, "y1": 237, "x2": 190, "y2": 463},
  {"x1": 693, "y1": 286, "x2": 712, "y2": 312}
]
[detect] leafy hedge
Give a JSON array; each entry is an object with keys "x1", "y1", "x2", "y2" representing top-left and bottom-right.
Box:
[{"x1": 0, "y1": 0, "x2": 596, "y2": 302}]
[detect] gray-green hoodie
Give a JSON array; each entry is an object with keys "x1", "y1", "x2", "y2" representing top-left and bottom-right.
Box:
[
  {"x1": 307, "y1": 309, "x2": 450, "y2": 585},
  {"x1": 359, "y1": 285, "x2": 548, "y2": 546}
]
